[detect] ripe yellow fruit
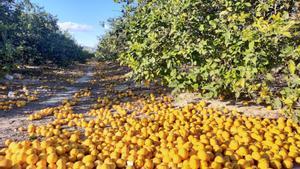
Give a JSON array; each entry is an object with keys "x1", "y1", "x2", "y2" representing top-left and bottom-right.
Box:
[
  {"x1": 214, "y1": 155, "x2": 225, "y2": 163},
  {"x1": 283, "y1": 158, "x2": 293, "y2": 169},
  {"x1": 270, "y1": 159, "x2": 282, "y2": 169},
  {"x1": 252, "y1": 151, "x2": 261, "y2": 161},
  {"x1": 70, "y1": 134, "x2": 79, "y2": 142},
  {"x1": 116, "y1": 159, "x2": 126, "y2": 168},
  {"x1": 157, "y1": 164, "x2": 168, "y2": 169},
  {"x1": 143, "y1": 159, "x2": 154, "y2": 169},
  {"x1": 26, "y1": 154, "x2": 39, "y2": 165},
  {"x1": 211, "y1": 161, "x2": 222, "y2": 169},
  {"x1": 257, "y1": 158, "x2": 269, "y2": 169},
  {"x1": 296, "y1": 157, "x2": 300, "y2": 164},
  {"x1": 172, "y1": 154, "x2": 182, "y2": 164},
  {"x1": 97, "y1": 163, "x2": 115, "y2": 169},
  {"x1": 56, "y1": 158, "x2": 67, "y2": 169},
  {"x1": 197, "y1": 150, "x2": 209, "y2": 161},
  {"x1": 236, "y1": 146, "x2": 248, "y2": 156},
  {"x1": 73, "y1": 161, "x2": 84, "y2": 169},
  {"x1": 189, "y1": 155, "x2": 200, "y2": 169},
  {"x1": 47, "y1": 153, "x2": 58, "y2": 164},
  {"x1": 178, "y1": 148, "x2": 189, "y2": 160},
  {"x1": 0, "y1": 158, "x2": 12, "y2": 168},
  {"x1": 82, "y1": 155, "x2": 95, "y2": 164},
  {"x1": 2, "y1": 76, "x2": 300, "y2": 169},
  {"x1": 229, "y1": 140, "x2": 239, "y2": 150},
  {"x1": 37, "y1": 159, "x2": 47, "y2": 167}
]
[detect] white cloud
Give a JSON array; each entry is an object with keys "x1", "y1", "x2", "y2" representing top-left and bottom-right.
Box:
[
  {"x1": 58, "y1": 22, "x2": 93, "y2": 32},
  {"x1": 104, "y1": 23, "x2": 110, "y2": 30}
]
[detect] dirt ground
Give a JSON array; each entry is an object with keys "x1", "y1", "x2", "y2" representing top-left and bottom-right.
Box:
[{"x1": 0, "y1": 63, "x2": 88, "y2": 145}]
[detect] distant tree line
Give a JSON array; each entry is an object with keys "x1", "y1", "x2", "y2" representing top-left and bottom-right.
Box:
[{"x1": 0, "y1": 0, "x2": 93, "y2": 72}]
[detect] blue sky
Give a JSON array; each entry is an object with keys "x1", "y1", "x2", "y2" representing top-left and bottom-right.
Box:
[{"x1": 31, "y1": 0, "x2": 123, "y2": 47}]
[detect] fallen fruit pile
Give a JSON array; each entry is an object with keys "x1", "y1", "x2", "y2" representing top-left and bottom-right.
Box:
[
  {"x1": 1, "y1": 93, "x2": 300, "y2": 169},
  {"x1": 0, "y1": 100, "x2": 27, "y2": 111},
  {"x1": 73, "y1": 89, "x2": 92, "y2": 98},
  {"x1": 0, "y1": 88, "x2": 38, "y2": 111}
]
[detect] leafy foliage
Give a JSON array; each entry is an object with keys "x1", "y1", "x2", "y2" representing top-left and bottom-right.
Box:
[
  {"x1": 95, "y1": 18, "x2": 127, "y2": 61},
  {"x1": 99, "y1": 0, "x2": 300, "y2": 114},
  {"x1": 0, "y1": 0, "x2": 92, "y2": 71}
]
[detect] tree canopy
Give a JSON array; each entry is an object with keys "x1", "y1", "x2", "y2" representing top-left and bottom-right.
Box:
[
  {"x1": 97, "y1": 0, "x2": 300, "y2": 112},
  {"x1": 0, "y1": 0, "x2": 92, "y2": 71}
]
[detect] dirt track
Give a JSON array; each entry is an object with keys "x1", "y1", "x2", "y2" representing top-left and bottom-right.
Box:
[{"x1": 0, "y1": 63, "x2": 97, "y2": 146}]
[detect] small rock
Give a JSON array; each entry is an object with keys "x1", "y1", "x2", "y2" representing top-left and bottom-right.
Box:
[
  {"x1": 4, "y1": 74, "x2": 13, "y2": 80},
  {"x1": 8, "y1": 91, "x2": 16, "y2": 98},
  {"x1": 0, "y1": 85, "x2": 7, "y2": 90},
  {"x1": 13, "y1": 73, "x2": 23, "y2": 79}
]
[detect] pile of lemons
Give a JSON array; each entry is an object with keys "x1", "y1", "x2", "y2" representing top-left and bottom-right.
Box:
[
  {"x1": 28, "y1": 100, "x2": 78, "y2": 121},
  {"x1": 0, "y1": 100, "x2": 27, "y2": 111},
  {"x1": 0, "y1": 92, "x2": 38, "y2": 111},
  {"x1": 73, "y1": 89, "x2": 92, "y2": 98},
  {"x1": 1, "y1": 93, "x2": 300, "y2": 169}
]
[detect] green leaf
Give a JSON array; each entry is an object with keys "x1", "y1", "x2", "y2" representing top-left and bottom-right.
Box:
[
  {"x1": 288, "y1": 60, "x2": 296, "y2": 74},
  {"x1": 266, "y1": 73, "x2": 274, "y2": 81},
  {"x1": 283, "y1": 98, "x2": 294, "y2": 106},
  {"x1": 281, "y1": 31, "x2": 291, "y2": 38},
  {"x1": 192, "y1": 83, "x2": 199, "y2": 90},
  {"x1": 245, "y1": 3, "x2": 251, "y2": 7},
  {"x1": 272, "y1": 97, "x2": 282, "y2": 109},
  {"x1": 209, "y1": 20, "x2": 217, "y2": 29},
  {"x1": 248, "y1": 41, "x2": 255, "y2": 50},
  {"x1": 199, "y1": 25, "x2": 204, "y2": 31},
  {"x1": 238, "y1": 78, "x2": 245, "y2": 88},
  {"x1": 170, "y1": 69, "x2": 177, "y2": 78},
  {"x1": 224, "y1": 31, "x2": 231, "y2": 46}
]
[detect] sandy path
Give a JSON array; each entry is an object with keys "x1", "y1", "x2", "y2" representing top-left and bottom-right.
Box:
[{"x1": 0, "y1": 65, "x2": 95, "y2": 146}]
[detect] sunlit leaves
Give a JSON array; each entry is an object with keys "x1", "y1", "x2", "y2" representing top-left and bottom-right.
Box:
[
  {"x1": 99, "y1": 0, "x2": 299, "y2": 113},
  {"x1": 288, "y1": 60, "x2": 296, "y2": 75}
]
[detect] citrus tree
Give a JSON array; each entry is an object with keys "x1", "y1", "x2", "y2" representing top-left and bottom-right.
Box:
[
  {"x1": 99, "y1": 0, "x2": 300, "y2": 115},
  {"x1": 0, "y1": 0, "x2": 92, "y2": 72}
]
